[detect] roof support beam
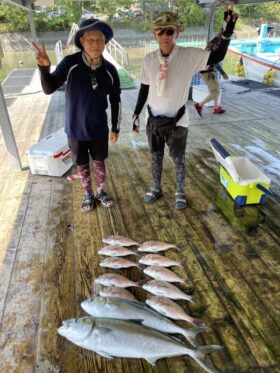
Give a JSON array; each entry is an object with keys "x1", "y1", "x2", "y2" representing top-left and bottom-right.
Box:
[{"x1": 0, "y1": 85, "x2": 22, "y2": 170}]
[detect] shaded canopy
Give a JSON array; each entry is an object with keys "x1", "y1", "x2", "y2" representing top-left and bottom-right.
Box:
[{"x1": 196, "y1": 0, "x2": 276, "y2": 8}]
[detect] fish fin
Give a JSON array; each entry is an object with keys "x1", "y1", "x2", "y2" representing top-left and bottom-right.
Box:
[
  {"x1": 192, "y1": 357, "x2": 220, "y2": 373},
  {"x1": 95, "y1": 350, "x2": 114, "y2": 359},
  {"x1": 95, "y1": 327, "x2": 113, "y2": 335},
  {"x1": 145, "y1": 357, "x2": 157, "y2": 366}
]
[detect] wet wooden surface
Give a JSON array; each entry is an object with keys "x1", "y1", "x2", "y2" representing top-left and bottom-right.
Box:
[{"x1": 0, "y1": 69, "x2": 280, "y2": 372}]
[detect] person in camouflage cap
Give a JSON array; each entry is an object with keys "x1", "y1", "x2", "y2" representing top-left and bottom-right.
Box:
[
  {"x1": 132, "y1": 5, "x2": 238, "y2": 209},
  {"x1": 151, "y1": 11, "x2": 185, "y2": 32}
]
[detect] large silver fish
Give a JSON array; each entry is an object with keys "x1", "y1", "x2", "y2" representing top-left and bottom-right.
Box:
[
  {"x1": 138, "y1": 241, "x2": 181, "y2": 252},
  {"x1": 81, "y1": 296, "x2": 209, "y2": 346},
  {"x1": 99, "y1": 286, "x2": 140, "y2": 303},
  {"x1": 102, "y1": 235, "x2": 139, "y2": 247},
  {"x1": 95, "y1": 273, "x2": 143, "y2": 288},
  {"x1": 143, "y1": 280, "x2": 196, "y2": 303},
  {"x1": 139, "y1": 254, "x2": 186, "y2": 268},
  {"x1": 98, "y1": 245, "x2": 139, "y2": 257},
  {"x1": 58, "y1": 317, "x2": 222, "y2": 373},
  {"x1": 100, "y1": 257, "x2": 140, "y2": 269},
  {"x1": 146, "y1": 296, "x2": 204, "y2": 326},
  {"x1": 143, "y1": 266, "x2": 191, "y2": 285}
]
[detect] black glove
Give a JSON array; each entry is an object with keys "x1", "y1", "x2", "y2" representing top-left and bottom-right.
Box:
[
  {"x1": 132, "y1": 114, "x2": 140, "y2": 132},
  {"x1": 223, "y1": 10, "x2": 239, "y2": 38}
]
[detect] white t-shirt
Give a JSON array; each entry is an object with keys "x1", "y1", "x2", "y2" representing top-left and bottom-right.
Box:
[{"x1": 140, "y1": 44, "x2": 210, "y2": 127}]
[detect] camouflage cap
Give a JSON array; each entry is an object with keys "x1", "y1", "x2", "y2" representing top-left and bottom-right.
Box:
[{"x1": 152, "y1": 11, "x2": 185, "y2": 32}]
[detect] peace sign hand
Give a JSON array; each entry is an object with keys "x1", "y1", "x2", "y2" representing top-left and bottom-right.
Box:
[{"x1": 31, "y1": 41, "x2": 51, "y2": 67}]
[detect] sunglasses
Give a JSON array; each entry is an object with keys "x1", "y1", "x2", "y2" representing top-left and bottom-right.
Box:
[
  {"x1": 155, "y1": 28, "x2": 177, "y2": 36},
  {"x1": 90, "y1": 70, "x2": 99, "y2": 90}
]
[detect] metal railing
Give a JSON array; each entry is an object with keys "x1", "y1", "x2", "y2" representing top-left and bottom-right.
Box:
[
  {"x1": 55, "y1": 40, "x2": 63, "y2": 65},
  {"x1": 106, "y1": 38, "x2": 131, "y2": 77}
]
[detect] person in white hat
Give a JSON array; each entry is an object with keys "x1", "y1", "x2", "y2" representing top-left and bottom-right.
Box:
[
  {"x1": 32, "y1": 19, "x2": 122, "y2": 212},
  {"x1": 133, "y1": 7, "x2": 238, "y2": 209}
]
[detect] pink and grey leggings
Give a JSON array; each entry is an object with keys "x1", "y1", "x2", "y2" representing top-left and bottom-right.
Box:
[{"x1": 68, "y1": 136, "x2": 108, "y2": 195}]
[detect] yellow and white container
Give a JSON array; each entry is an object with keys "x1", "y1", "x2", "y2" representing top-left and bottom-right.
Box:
[{"x1": 209, "y1": 138, "x2": 272, "y2": 206}]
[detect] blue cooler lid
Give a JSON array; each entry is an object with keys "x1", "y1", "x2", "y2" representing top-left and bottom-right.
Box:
[{"x1": 209, "y1": 138, "x2": 240, "y2": 183}]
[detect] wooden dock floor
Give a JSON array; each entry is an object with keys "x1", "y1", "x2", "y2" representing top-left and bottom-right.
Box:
[{"x1": 0, "y1": 69, "x2": 280, "y2": 373}]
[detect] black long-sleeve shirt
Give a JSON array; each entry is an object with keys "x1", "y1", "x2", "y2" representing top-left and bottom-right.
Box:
[{"x1": 39, "y1": 51, "x2": 122, "y2": 141}]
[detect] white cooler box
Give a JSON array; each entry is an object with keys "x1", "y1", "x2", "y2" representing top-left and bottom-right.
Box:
[
  {"x1": 192, "y1": 84, "x2": 221, "y2": 107},
  {"x1": 26, "y1": 128, "x2": 73, "y2": 177}
]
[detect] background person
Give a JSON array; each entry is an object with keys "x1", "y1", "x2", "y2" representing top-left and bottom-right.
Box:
[
  {"x1": 32, "y1": 19, "x2": 121, "y2": 212},
  {"x1": 132, "y1": 7, "x2": 238, "y2": 209},
  {"x1": 194, "y1": 62, "x2": 229, "y2": 116}
]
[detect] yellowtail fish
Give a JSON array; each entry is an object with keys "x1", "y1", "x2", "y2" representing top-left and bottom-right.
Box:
[
  {"x1": 139, "y1": 254, "x2": 186, "y2": 268},
  {"x1": 81, "y1": 296, "x2": 210, "y2": 346},
  {"x1": 143, "y1": 280, "x2": 196, "y2": 303},
  {"x1": 138, "y1": 241, "x2": 181, "y2": 252},
  {"x1": 102, "y1": 235, "x2": 139, "y2": 247},
  {"x1": 146, "y1": 296, "x2": 204, "y2": 326},
  {"x1": 99, "y1": 286, "x2": 140, "y2": 303},
  {"x1": 143, "y1": 266, "x2": 191, "y2": 286},
  {"x1": 95, "y1": 273, "x2": 144, "y2": 288},
  {"x1": 98, "y1": 245, "x2": 139, "y2": 257},
  {"x1": 100, "y1": 257, "x2": 140, "y2": 269},
  {"x1": 58, "y1": 317, "x2": 223, "y2": 373}
]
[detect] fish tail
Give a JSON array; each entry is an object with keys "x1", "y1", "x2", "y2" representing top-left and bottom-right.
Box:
[
  {"x1": 186, "y1": 295, "x2": 197, "y2": 304},
  {"x1": 183, "y1": 326, "x2": 211, "y2": 346},
  {"x1": 191, "y1": 357, "x2": 220, "y2": 373},
  {"x1": 180, "y1": 259, "x2": 187, "y2": 268},
  {"x1": 136, "y1": 279, "x2": 147, "y2": 287},
  {"x1": 187, "y1": 316, "x2": 205, "y2": 327},
  {"x1": 176, "y1": 244, "x2": 183, "y2": 252},
  {"x1": 182, "y1": 277, "x2": 193, "y2": 287},
  {"x1": 189, "y1": 345, "x2": 223, "y2": 373},
  {"x1": 197, "y1": 345, "x2": 224, "y2": 358}
]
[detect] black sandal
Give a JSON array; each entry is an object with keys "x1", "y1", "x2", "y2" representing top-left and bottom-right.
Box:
[
  {"x1": 81, "y1": 193, "x2": 96, "y2": 212},
  {"x1": 144, "y1": 187, "x2": 163, "y2": 204},
  {"x1": 174, "y1": 192, "x2": 187, "y2": 209},
  {"x1": 96, "y1": 190, "x2": 114, "y2": 208}
]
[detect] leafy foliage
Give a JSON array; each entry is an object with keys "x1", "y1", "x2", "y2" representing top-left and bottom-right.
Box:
[{"x1": 1, "y1": 0, "x2": 280, "y2": 32}]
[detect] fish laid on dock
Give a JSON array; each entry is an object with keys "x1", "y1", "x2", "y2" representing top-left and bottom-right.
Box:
[
  {"x1": 138, "y1": 241, "x2": 181, "y2": 252},
  {"x1": 102, "y1": 235, "x2": 139, "y2": 247},
  {"x1": 139, "y1": 254, "x2": 186, "y2": 268},
  {"x1": 98, "y1": 245, "x2": 139, "y2": 257},
  {"x1": 143, "y1": 265, "x2": 191, "y2": 286},
  {"x1": 100, "y1": 257, "x2": 140, "y2": 269},
  {"x1": 95, "y1": 273, "x2": 143, "y2": 288},
  {"x1": 81, "y1": 296, "x2": 209, "y2": 346},
  {"x1": 146, "y1": 296, "x2": 204, "y2": 326},
  {"x1": 58, "y1": 316, "x2": 223, "y2": 373},
  {"x1": 143, "y1": 280, "x2": 196, "y2": 303},
  {"x1": 99, "y1": 286, "x2": 140, "y2": 303}
]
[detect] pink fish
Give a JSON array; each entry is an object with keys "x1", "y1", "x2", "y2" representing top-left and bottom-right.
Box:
[
  {"x1": 138, "y1": 241, "x2": 181, "y2": 252},
  {"x1": 143, "y1": 280, "x2": 195, "y2": 303},
  {"x1": 95, "y1": 273, "x2": 144, "y2": 288},
  {"x1": 99, "y1": 286, "x2": 140, "y2": 303},
  {"x1": 100, "y1": 257, "x2": 140, "y2": 269},
  {"x1": 143, "y1": 266, "x2": 191, "y2": 286},
  {"x1": 102, "y1": 235, "x2": 139, "y2": 247},
  {"x1": 98, "y1": 245, "x2": 139, "y2": 257},
  {"x1": 146, "y1": 296, "x2": 204, "y2": 326},
  {"x1": 139, "y1": 254, "x2": 186, "y2": 268}
]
